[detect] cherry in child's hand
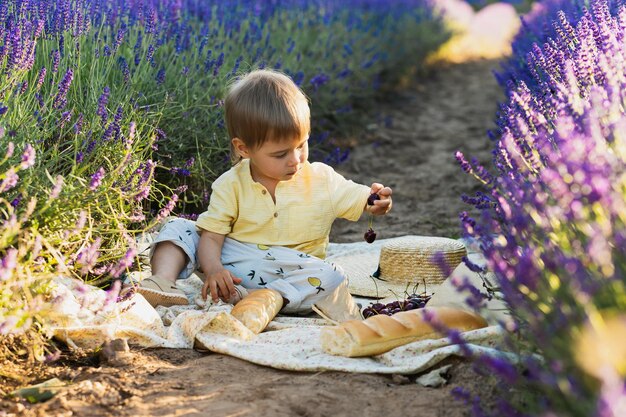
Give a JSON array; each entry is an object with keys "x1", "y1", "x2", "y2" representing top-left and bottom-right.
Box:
[
  {"x1": 367, "y1": 193, "x2": 381, "y2": 206},
  {"x1": 364, "y1": 192, "x2": 380, "y2": 243}
]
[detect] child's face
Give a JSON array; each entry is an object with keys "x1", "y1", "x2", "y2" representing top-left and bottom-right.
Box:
[{"x1": 239, "y1": 134, "x2": 309, "y2": 185}]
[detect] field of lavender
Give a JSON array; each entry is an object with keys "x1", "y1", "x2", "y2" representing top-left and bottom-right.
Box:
[
  {"x1": 455, "y1": 0, "x2": 626, "y2": 415},
  {"x1": 0, "y1": 0, "x2": 445, "y2": 354}
]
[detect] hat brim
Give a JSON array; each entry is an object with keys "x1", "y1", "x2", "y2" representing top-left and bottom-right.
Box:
[{"x1": 326, "y1": 238, "x2": 451, "y2": 299}]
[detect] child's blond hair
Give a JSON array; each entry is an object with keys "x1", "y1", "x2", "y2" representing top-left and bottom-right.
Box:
[{"x1": 225, "y1": 69, "x2": 310, "y2": 161}]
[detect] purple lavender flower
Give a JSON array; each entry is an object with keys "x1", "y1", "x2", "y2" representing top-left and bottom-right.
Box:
[
  {"x1": 36, "y1": 67, "x2": 47, "y2": 89},
  {"x1": 156, "y1": 68, "x2": 165, "y2": 84},
  {"x1": 4, "y1": 142, "x2": 14, "y2": 158},
  {"x1": 96, "y1": 87, "x2": 110, "y2": 126},
  {"x1": 146, "y1": 44, "x2": 155, "y2": 66},
  {"x1": 74, "y1": 210, "x2": 87, "y2": 232},
  {"x1": 432, "y1": 251, "x2": 454, "y2": 277},
  {"x1": 171, "y1": 167, "x2": 190, "y2": 176},
  {"x1": 0, "y1": 249, "x2": 18, "y2": 281},
  {"x1": 451, "y1": 386, "x2": 472, "y2": 404},
  {"x1": 213, "y1": 52, "x2": 224, "y2": 76},
  {"x1": 108, "y1": 106, "x2": 123, "y2": 141},
  {"x1": 455, "y1": 151, "x2": 473, "y2": 174},
  {"x1": 451, "y1": 276, "x2": 490, "y2": 308},
  {"x1": 134, "y1": 186, "x2": 150, "y2": 201},
  {"x1": 309, "y1": 73, "x2": 329, "y2": 91},
  {"x1": 50, "y1": 175, "x2": 64, "y2": 199},
  {"x1": 118, "y1": 57, "x2": 131, "y2": 84},
  {"x1": 89, "y1": 167, "x2": 105, "y2": 190},
  {"x1": 53, "y1": 68, "x2": 73, "y2": 110},
  {"x1": 462, "y1": 256, "x2": 487, "y2": 273},
  {"x1": 6, "y1": 22, "x2": 23, "y2": 73},
  {"x1": 0, "y1": 169, "x2": 19, "y2": 193},
  {"x1": 146, "y1": 8, "x2": 157, "y2": 34},
  {"x1": 127, "y1": 121, "x2": 136, "y2": 145},
  {"x1": 73, "y1": 113, "x2": 84, "y2": 134},
  {"x1": 58, "y1": 34, "x2": 65, "y2": 58},
  {"x1": 478, "y1": 356, "x2": 519, "y2": 385},
  {"x1": 156, "y1": 187, "x2": 186, "y2": 222},
  {"x1": 110, "y1": 248, "x2": 137, "y2": 278},
  {"x1": 77, "y1": 238, "x2": 101, "y2": 275},
  {"x1": 178, "y1": 212, "x2": 199, "y2": 221},
  {"x1": 10, "y1": 193, "x2": 21, "y2": 207},
  {"x1": 20, "y1": 144, "x2": 35, "y2": 169},
  {"x1": 420, "y1": 308, "x2": 473, "y2": 356},
  {"x1": 113, "y1": 27, "x2": 125, "y2": 52},
  {"x1": 51, "y1": 49, "x2": 60, "y2": 73}
]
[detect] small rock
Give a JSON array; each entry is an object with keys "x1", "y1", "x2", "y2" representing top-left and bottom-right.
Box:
[
  {"x1": 391, "y1": 374, "x2": 411, "y2": 385},
  {"x1": 415, "y1": 364, "x2": 453, "y2": 387},
  {"x1": 99, "y1": 338, "x2": 132, "y2": 366}
]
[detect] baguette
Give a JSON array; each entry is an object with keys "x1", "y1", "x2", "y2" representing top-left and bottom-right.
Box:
[
  {"x1": 230, "y1": 289, "x2": 283, "y2": 334},
  {"x1": 320, "y1": 307, "x2": 487, "y2": 357}
]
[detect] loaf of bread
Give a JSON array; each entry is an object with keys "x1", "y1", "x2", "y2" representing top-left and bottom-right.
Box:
[
  {"x1": 230, "y1": 289, "x2": 283, "y2": 334},
  {"x1": 320, "y1": 307, "x2": 488, "y2": 357}
]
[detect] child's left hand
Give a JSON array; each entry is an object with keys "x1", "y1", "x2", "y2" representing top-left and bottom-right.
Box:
[{"x1": 366, "y1": 183, "x2": 392, "y2": 215}]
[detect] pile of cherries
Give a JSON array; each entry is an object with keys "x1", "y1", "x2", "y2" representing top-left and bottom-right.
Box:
[{"x1": 362, "y1": 293, "x2": 432, "y2": 318}]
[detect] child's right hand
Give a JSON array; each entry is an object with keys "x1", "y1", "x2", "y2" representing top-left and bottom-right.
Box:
[
  {"x1": 201, "y1": 269, "x2": 243, "y2": 304},
  {"x1": 367, "y1": 183, "x2": 393, "y2": 215}
]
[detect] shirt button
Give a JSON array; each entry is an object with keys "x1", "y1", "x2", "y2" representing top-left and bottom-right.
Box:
[
  {"x1": 274, "y1": 212, "x2": 278, "y2": 218},
  {"x1": 262, "y1": 190, "x2": 267, "y2": 195}
]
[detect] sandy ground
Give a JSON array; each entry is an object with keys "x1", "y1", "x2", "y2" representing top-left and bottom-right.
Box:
[
  {"x1": 2, "y1": 59, "x2": 505, "y2": 417},
  {"x1": 330, "y1": 61, "x2": 502, "y2": 243}
]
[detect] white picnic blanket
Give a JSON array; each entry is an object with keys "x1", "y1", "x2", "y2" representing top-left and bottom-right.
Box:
[{"x1": 45, "y1": 240, "x2": 513, "y2": 375}]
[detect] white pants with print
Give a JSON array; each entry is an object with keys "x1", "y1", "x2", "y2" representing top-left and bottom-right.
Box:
[{"x1": 151, "y1": 218, "x2": 347, "y2": 314}]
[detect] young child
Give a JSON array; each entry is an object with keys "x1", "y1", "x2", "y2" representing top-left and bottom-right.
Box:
[{"x1": 136, "y1": 69, "x2": 392, "y2": 321}]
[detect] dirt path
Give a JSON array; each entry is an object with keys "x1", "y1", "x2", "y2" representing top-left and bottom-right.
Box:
[
  {"x1": 13, "y1": 60, "x2": 504, "y2": 417},
  {"x1": 330, "y1": 60, "x2": 504, "y2": 243}
]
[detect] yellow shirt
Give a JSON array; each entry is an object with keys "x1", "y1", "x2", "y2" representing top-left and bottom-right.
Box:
[{"x1": 195, "y1": 159, "x2": 370, "y2": 258}]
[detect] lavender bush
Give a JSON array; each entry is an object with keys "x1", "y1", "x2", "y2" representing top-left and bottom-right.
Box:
[
  {"x1": 456, "y1": 0, "x2": 626, "y2": 415},
  {"x1": 1, "y1": 0, "x2": 181, "y2": 358}
]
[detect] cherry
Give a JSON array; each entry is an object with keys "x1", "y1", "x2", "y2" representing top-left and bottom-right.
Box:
[
  {"x1": 363, "y1": 309, "x2": 376, "y2": 318},
  {"x1": 372, "y1": 303, "x2": 385, "y2": 311},
  {"x1": 367, "y1": 193, "x2": 381, "y2": 206},
  {"x1": 364, "y1": 228, "x2": 377, "y2": 243}
]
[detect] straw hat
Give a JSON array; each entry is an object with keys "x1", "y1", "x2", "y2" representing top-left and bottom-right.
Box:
[{"x1": 328, "y1": 235, "x2": 467, "y2": 299}]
